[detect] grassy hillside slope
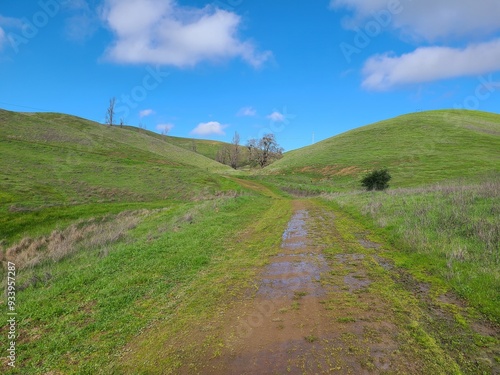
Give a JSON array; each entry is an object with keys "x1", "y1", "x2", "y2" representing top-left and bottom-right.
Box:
[
  {"x1": 165, "y1": 134, "x2": 251, "y2": 167},
  {"x1": 264, "y1": 110, "x2": 500, "y2": 191},
  {"x1": 0, "y1": 109, "x2": 236, "y2": 243},
  {"x1": 164, "y1": 135, "x2": 228, "y2": 160},
  {"x1": 1, "y1": 109, "x2": 498, "y2": 374}
]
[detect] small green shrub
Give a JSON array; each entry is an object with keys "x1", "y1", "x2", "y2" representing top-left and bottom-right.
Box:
[{"x1": 361, "y1": 169, "x2": 392, "y2": 191}]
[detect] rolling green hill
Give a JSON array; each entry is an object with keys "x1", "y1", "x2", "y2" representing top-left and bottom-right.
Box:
[
  {"x1": 0, "y1": 109, "x2": 238, "y2": 243},
  {"x1": 263, "y1": 110, "x2": 500, "y2": 190},
  {"x1": 164, "y1": 134, "x2": 251, "y2": 167},
  {"x1": 164, "y1": 135, "x2": 228, "y2": 160},
  {"x1": 1, "y1": 108, "x2": 499, "y2": 374}
]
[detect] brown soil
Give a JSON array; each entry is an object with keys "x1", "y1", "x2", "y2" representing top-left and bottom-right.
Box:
[
  {"x1": 119, "y1": 198, "x2": 500, "y2": 374},
  {"x1": 182, "y1": 201, "x2": 416, "y2": 374}
]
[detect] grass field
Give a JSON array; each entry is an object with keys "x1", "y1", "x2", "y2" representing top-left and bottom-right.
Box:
[
  {"x1": 1, "y1": 108, "x2": 499, "y2": 373},
  {"x1": 0, "y1": 109, "x2": 240, "y2": 245},
  {"x1": 323, "y1": 176, "x2": 500, "y2": 322},
  {"x1": 0, "y1": 194, "x2": 291, "y2": 374},
  {"x1": 263, "y1": 110, "x2": 500, "y2": 191}
]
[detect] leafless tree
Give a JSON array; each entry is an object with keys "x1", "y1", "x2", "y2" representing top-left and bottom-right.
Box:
[
  {"x1": 216, "y1": 146, "x2": 230, "y2": 164},
  {"x1": 105, "y1": 97, "x2": 116, "y2": 126},
  {"x1": 119, "y1": 118, "x2": 124, "y2": 127},
  {"x1": 247, "y1": 134, "x2": 283, "y2": 167},
  {"x1": 191, "y1": 140, "x2": 197, "y2": 153},
  {"x1": 246, "y1": 138, "x2": 258, "y2": 164},
  {"x1": 229, "y1": 131, "x2": 240, "y2": 169}
]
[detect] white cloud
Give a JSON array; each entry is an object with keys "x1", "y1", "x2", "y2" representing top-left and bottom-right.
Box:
[
  {"x1": 362, "y1": 38, "x2": 500, "y2": 90},
  {"x1": 331, "y1": 0, "x2": 500, "y2": 41},
  {"x1": 101, "y1": 0, "x2": 271, "y2": 68},
  {"x1": 237, "y1": 106, "x2": 256, "y2": 117},
  {"x1": 139, "y1": 109, "x2": 155, "y2": 118},
  {"x1": 190, "y1": 121, "x2": 227, "y2": 136},
  {"x1": 267, "y1": 111, "x2": 285, "y2": 122},
  {"x1": 156, "y1": 123, "x2": 174, "y2": 133}
]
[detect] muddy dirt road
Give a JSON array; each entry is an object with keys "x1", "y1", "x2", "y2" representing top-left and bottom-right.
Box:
[
  {"x1": 199, "y1": 200, "x2": 499, "y2": 374},
  {"x1": 121, "y1": 198, "x2": 500, "y2": 374},
  {"x1": 198, "y1": 201, "x2": 415, "y2": 374}
]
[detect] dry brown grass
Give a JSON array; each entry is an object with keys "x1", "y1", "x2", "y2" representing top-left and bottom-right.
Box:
[
  {"x1": 2, "y1": 211, "x2": 148, "y2": 271},
  {"x1": 325, "y1": 177, "x2": 500, "y2": 263}
]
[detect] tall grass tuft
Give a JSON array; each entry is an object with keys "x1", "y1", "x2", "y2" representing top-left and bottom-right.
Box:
[
  {"x1": 325, "y1": 176, "x2": 500, "y2": 321},
  {"x1": 2, "y1": 211, "x2": 146, "y2": 270}
]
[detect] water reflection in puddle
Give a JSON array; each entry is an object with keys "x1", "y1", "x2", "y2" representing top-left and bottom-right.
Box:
[
  {"x1": 258, "y1": 209, "x2": 329, "y2": 299},
  {"x1": 281, "y1": 210, "x2": 308, "y2": 242}
]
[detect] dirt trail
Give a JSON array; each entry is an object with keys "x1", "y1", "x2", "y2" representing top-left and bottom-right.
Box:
[
  {"x1": 196, "y1": 201, "x2": 416, "y2": 374},
  {"x1": 121, "y1": 196, "x2": 499, "y2": 374},
  {"x1": 225, "y1": 176, "x2": 281, "y2": 199}
]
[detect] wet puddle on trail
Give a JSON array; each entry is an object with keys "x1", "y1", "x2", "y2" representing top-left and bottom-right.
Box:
[
  {"x1": 281, "y1": 210, "x2": 309, "y2": 242},
  {"x1": 257, "y1": 210, "x2": 329, "y2": 298},
  {"x1": 202, "y1": 206, "x2": 339, "y2": 374},
  {"x1": 201, "y1": 205, "x2": 406, "y2": 375}
]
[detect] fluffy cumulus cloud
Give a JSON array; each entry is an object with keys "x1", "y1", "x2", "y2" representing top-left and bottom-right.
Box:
[
  {"x1": 190, "y1": 121, "x2": 227, "y2": 136},
  {"x1": 139, "y1": 109, "x2": 155, "y2": 118},
  {"x1": 332, "y1": 0, "x2": 500, "y2": 89},
  {"x1": 267, "y1": 111, "x2": 285, "y2": 122},
  {"x1": 237, "y1": 106, "x2": 257, "y2": 117},
  {"x1": 363, "y1": 39, "x2": 500, "y2": 90},
  {"x1": 156, "y1": 123, "x2": 174, "y2": 133},
  {"x1": 101, "y1": 0, "x2": 271, "y2": 67},
  {"x1": 331, "y1": 0, "x2": 500, "y2": 41}
]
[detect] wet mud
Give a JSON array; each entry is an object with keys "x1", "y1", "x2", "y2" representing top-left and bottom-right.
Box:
[{"x1": 200, "y1": 202, "x2": 410, "y2": 374}]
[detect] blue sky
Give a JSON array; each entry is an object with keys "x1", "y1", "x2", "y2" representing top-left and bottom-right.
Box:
[{"x1": 1, "y1": 0, "x2": 500, "y2": 151}]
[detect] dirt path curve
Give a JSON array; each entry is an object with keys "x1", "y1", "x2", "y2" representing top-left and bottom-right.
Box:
[
  {"x1": 198, "y1": 200, "x2": 417, "y2": 374},
  {"x1": 225, "y1": 176, "x2": 281, "y2": 199}
]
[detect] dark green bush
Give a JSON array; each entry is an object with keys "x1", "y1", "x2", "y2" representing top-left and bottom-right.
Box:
[{"x1": 361, "y1": 169, "x2": 391, "y2": 191}]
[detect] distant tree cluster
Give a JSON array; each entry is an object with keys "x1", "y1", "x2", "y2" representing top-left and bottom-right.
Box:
[
  {"x1": 216, "y1": 132, "x2": 241, "y2": 169},
  {"x1": 246, "y1": 133, "x2": 284, "y2": 168},
  {"x1": 216, "y1": 132, "x2": 283, "y2": 169},
  {"x1": 361, "y1": 169, "x2": 391, "y2": 191}
]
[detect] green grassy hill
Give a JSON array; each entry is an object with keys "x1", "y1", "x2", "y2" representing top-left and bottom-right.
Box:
[
  {"x1": 164, "y1": 134, "x2": 251, "y2": 167},
  {"x1": 263, "y1": 110, "x2": 500, "y2": 191},
  {"x1": 1, "y1": 109, "x2": 499, "y2": 374},
  {"x1": 164, "y1": 135, "x2": 227, "y2": 160},
  {"x1": 0, "y1": 109, "x2": 237, "y2": 243}
]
